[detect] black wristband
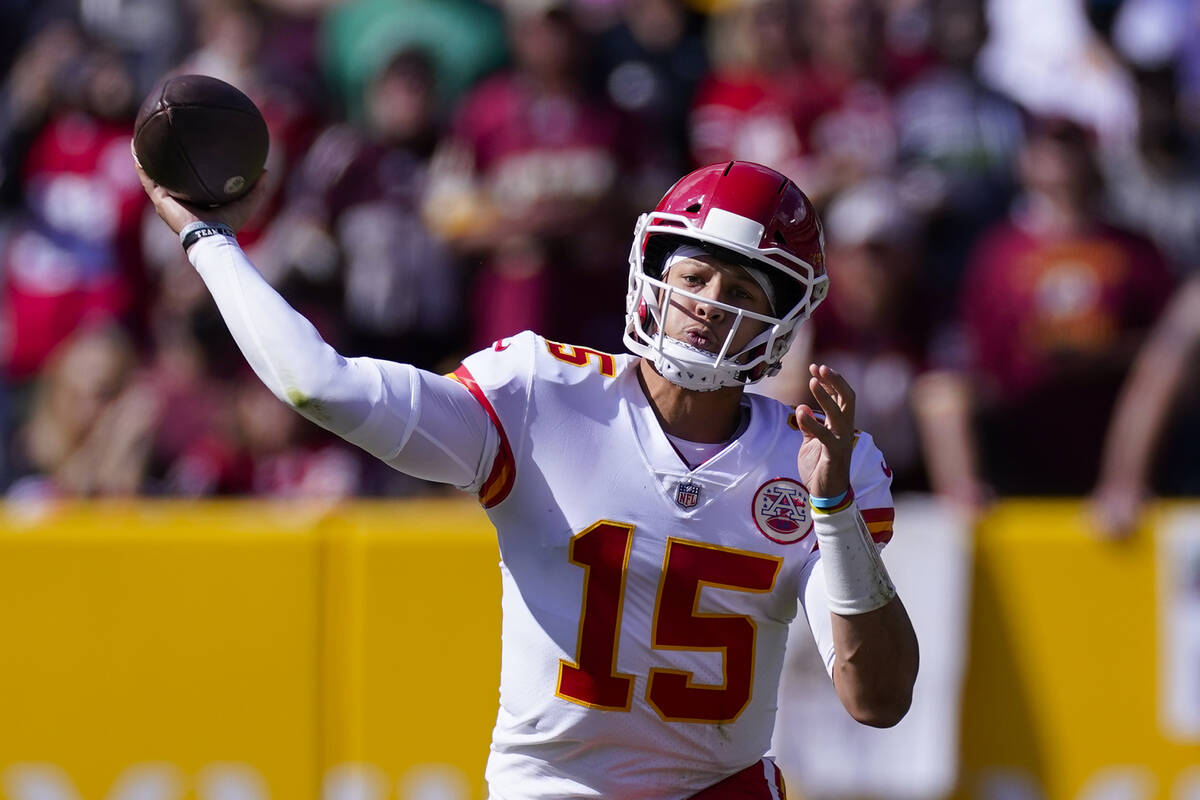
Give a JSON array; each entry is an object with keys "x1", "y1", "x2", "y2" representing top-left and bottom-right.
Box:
[{"x1": 180, "y1": 222, "x2": 236, "y2": 252}]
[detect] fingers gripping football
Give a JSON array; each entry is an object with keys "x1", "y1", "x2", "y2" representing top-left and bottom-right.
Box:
[
  {"x1": 134, "y1": 139, "x2": 269, "y2": 236},
  {"x1": 796, "y1": 364, "x2": 855, "y2": 499}
]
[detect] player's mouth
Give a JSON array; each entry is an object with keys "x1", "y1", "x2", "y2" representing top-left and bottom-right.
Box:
[{"x1": 683, "y1": 328, "x2": 718, "y2": 353}]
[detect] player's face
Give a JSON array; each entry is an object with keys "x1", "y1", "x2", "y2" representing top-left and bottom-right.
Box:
[{"x1": 660, "y1": 256, "x2": 772, "y2": 356}]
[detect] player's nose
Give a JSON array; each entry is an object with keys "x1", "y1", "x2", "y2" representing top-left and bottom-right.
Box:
[
  {"x1": 693, "y1": 295, "x2": 725, "y2": 323},
  {"x1": 693, "y1": 278, "x2": 727, "y2": 321}
]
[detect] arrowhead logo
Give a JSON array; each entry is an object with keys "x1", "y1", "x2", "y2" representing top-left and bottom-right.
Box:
[{"x1": 751, "y1": 478, "x2": 813, "y2": 544}]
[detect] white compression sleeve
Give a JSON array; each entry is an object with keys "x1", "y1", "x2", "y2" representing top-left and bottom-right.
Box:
[
  {"x1": 799, "y1": 555, "x2": 838, "y2": 676},
  {"x1": 187, "y1": 234, "x2": 498, "y2": 489},
  {"x1": 812, "y1": 501, "x2": 896, "y2": 616}
]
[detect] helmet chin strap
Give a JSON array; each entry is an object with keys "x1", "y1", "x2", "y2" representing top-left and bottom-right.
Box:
[{"x1": 651, "y1": 335, "x2": 746, "y2": 391}]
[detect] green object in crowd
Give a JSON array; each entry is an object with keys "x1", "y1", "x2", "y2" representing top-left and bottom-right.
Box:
[{"x1": 321, "y1": 0, "x2": 508, "y2": 121}]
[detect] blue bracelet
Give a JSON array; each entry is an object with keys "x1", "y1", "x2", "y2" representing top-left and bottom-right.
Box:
[{"x1": 809, "y1": 489, "x2": 849, "y2": 509}]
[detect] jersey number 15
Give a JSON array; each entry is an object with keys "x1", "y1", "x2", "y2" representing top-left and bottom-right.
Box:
[{"x1": 556, "y1": 521, "x2": 782, "y2": 724}]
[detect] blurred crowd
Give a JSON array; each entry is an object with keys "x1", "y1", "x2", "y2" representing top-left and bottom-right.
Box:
[{"x1": 0, "y1": 0, "x2": 1197, "y2": 530}]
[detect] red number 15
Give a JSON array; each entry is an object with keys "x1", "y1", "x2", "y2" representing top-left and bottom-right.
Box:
[{"x1": 556, "y1": 521, "x2": 782, "y2": 724}]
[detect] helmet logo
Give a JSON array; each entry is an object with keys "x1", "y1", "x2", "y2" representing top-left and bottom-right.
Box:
[{"x1": 751, "y1": 478, "x2": 813, "y2": 544}]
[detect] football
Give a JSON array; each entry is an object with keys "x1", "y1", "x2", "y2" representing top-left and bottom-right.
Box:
[{"x1": 133, "y1": 74, "x2": 269, "y2": 207}]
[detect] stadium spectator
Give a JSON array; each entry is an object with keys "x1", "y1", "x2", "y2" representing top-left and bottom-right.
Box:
[
  {"x1": 1100, "y1": 63, "x2": 1200, "y2": 274},
  {"x1": 687, "y1": 0, "x2": 806, "y2": 176},
  {"x1": 155, "y1": 371, "x2": 362, "y2": 499},
  {"x1": 914, "y1": 117, "x2": 1176, "y2": 510},
  {"x1": 278, "y1": 48, "x2": 461, "y2": 370},
  {"x1": 424, "y1": 1, "x2": 639, "y2": 351},
  {"x1": 977, "y1": 0, "x2": 1137, "y2": 146},
  {"x1": 8, "y1": 323, "x2": 159, "y2": 499},
  {"x1": 763, "y1": 179, "x2": 932, "y2": 493},
  {"x1": 1, "y1": 37, "x2": 149, "y2": 382},
  {"x1": 0, "y1": 20, "x2": 84, "y2": 209},
  {"x1": 137, "y1": 323, "x2": 236, "y2": 494},
  {"x1": 1111, "y1": 0, "x2": 1200, "y2": 141},
  {"x1": 593, "y1": 0, "x2": 709, "y2": 190},
  {"x1": 1091, "y1": 274, "x2": 1200, "y2": 536},
  {"x1": 788, "y1": 0, "x2": 930, "y2": 204},
  {"x1": 892, "y1": 0, "x2": 1025, "y2": 324}
]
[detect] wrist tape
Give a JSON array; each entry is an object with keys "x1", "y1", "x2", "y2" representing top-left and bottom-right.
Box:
[
  {"x1": 813, "y1": 498, "x2": 896, "y2": 615},
  {"x1": 180, "y1": 221, "x2": 235, "y2": 251}
]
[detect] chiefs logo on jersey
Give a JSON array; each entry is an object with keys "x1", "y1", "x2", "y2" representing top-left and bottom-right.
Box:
[{"x1": 751, "y1": 478, "x2": 813, "y2": 544}]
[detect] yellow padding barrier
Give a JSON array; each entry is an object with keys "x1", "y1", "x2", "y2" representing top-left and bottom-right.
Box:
[
  {"x1": 0, "y1": 499, "x2": 1196, "y2": 800},
  {"x1": 957, "y1": 501, "x2": 1199, "y2": 800}
]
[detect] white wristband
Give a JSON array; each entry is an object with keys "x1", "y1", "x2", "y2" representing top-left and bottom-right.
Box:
[{"x1": 814, "y1": 501, "x2": 896, "y2": 615}]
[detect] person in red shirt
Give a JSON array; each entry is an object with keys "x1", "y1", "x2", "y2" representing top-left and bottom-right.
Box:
[{"x1": 2, "y1": 41, "x2": 148, "y2": 381}]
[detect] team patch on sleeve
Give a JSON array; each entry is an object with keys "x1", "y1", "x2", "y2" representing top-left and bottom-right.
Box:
[
  {"x1": 449, "y1": 365, "x2": 516, "y2": 508},
  {"x1": 860, "y1": 507, "x2": 894, "y2": 545}
]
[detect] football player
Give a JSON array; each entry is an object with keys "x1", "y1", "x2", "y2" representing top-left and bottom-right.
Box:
[{"x1": 137, "y1": 156, "x2": 918, "y2": 800}]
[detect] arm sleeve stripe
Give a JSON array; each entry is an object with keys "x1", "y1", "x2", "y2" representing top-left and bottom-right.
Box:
[
  {"x1": 866, "y1": 524, "x2": 893, "y2": 545},
  {"x1": 450, "y1": 365, "x2": 516, "y2": 508},
  {"x1": 861, "y1": 508, "x2": 895, "y2": 545}
]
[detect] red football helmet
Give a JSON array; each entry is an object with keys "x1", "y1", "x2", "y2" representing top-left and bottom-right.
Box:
[{"x1": 624, "y1": 161, "x2": 829, "y2": 390}]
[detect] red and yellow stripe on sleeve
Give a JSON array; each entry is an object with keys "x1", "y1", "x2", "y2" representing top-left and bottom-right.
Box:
[
  {"x1": 860, "y1": 507, "x2": 894, "y2": 545},
  {"x1": 448, "y1": 365, "x2": 516, "y2": 508}
]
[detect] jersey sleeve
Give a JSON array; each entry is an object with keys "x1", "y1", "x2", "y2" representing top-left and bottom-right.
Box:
[
  {"x1": 450, "y1": 331, "x2": 539, "y2": 507},
  {"x1": 849, "y1": 429, "x2": 895, "y2": 546},
  {"x1": 187, "y1": 234, "x2": 497, "y2": 490}
]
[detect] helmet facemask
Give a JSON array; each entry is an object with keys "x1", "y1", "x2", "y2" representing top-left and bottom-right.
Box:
[{"x1": 624, "y1": 211, "x2": 829, "y2": 392}]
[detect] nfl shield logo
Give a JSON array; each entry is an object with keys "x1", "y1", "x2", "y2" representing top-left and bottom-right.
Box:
[{"x1": 675, "y1": 481, "x2": 701, "y2": 508}]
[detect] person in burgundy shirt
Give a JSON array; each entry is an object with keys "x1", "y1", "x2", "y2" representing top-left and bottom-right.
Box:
[
  {"x1": 914, "y1": 117, "x2": 1175, "y2": 507},
  {"x1": 424, "y1": 3, "x2": 639, "y2": 353}
]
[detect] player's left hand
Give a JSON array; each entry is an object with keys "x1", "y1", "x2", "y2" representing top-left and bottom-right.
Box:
[{"x1": 795, "y1": 363, "x2": 854, "y2": 499}]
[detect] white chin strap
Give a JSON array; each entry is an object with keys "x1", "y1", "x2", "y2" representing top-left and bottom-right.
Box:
[{"x1": 651, "y1": 335, "x2": 747, "y2": 391}]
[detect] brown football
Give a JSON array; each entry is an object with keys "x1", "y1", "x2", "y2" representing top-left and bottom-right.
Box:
[{"x1": 133, "y1": 74, "x2": 269, "y2": 206}]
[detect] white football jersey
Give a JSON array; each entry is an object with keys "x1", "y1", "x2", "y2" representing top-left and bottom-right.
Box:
[{"x1": 453, "y1": 331, "x2": 895, "y2": 800}]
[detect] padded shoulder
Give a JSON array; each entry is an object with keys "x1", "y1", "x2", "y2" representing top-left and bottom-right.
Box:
[{"x1": 458, "y1": 330, "x2": 541, "y2": 392}]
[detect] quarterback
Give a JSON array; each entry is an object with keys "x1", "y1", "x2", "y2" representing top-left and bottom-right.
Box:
[{"x1": 137, "y1": 157, "x2": 918, "y2": 799}]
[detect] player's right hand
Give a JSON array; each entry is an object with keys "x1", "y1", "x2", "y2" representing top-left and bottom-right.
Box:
[{"x1": 133, "y1": 138, "x2": 269, "y2": 235}]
